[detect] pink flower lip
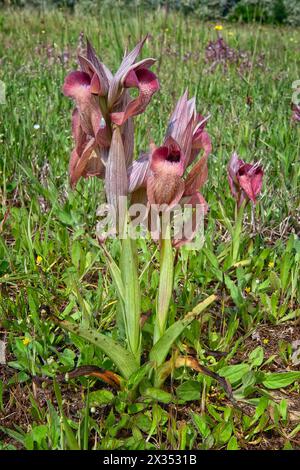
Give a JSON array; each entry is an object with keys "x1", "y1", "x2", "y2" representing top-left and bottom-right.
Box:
[{"x1": 228, "y1": 152, "x2": 263, "y2": 206}]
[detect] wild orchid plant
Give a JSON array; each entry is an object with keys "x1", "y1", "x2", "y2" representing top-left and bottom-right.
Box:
[
  {"x1": 56, "y1": 37, "x2": 225, "y2": 397},
  {"x1": 226, "y1": 152, "x2": 264, "y2": 264}
]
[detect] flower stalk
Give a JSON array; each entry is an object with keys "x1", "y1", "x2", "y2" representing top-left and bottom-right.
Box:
[{"x1": 154, "y1": 222, "x2": 174, "y2": 344}]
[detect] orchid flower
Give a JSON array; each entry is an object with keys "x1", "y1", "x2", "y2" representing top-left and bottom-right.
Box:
[
  {"x1": 228, "y1": 152, "x2": 264, "y2": 207},
  {"x1": 292, "y1": 103, "x2": 300, "y2": 122},
  {"x1": 63, "y1": 37, "x2": 159, "y2": 188},
  {"x1": 128, "y1": 92, "x2": 212, "y2": 247}
]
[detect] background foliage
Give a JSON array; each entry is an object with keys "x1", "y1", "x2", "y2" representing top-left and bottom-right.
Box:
[{"x1": 1, "y1": 0, "x2": 300, "y2": 26}]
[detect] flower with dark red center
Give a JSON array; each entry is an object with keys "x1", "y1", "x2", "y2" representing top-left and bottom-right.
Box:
[
  {"x1": 127, "y1": 92, "x2": 212, "y2": 247},
  {"x1": 228, "y1": 152, "x2": 264, "y2": 207}
]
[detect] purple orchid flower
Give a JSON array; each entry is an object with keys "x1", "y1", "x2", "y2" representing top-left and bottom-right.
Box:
[
  {"x1": 63, "y1": 37, "x2": 159, "y2": 188},
  {"x1": 228, "y1": 152, "x2": 264, "y2": 207},
  {"x1": 127, "y1": 92, "x2": 212, "y2": 247}
]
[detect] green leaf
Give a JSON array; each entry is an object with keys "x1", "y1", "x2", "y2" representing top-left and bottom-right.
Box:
[
  {"x1": 227, "y1": 436, "x2": 239, "y2": 450},
  {"x1": 262, "y1": 372, "x2": 300, "y2": 389},
  {"x1": 218, "y1": 364, "x2": 250, "y2": 384},
  {"x1": 176, "y1": 380, "x2": 200, "y2": 402},
  {"x1": 224, "y1": 275, "x2": 244, "y2": 306},
  {"x1": 0, "y1": 425, "x2": 25, "y2": 446},
  {"x1": 191, "y1": 412, "x2": 210, "y2": 438},
  {"x1": 53, "y1": 380, "x2": 79, "y2": 450},
  {"x1": 214, "y1": 422, "x2": 233, "y2": 444},
  {"x1": 89, "y1": 390, "x2": 115, "y2": 406},
  {"x1": 102, "y1": 246, "x2": 125, "y2": 304},
  {"x1": 58, "y1": 319, "x2": 139, "y2": 379},
  {"x1": 127, "y1": 362, "x2": 153, "y2": 391},
  {"x1": 120, "y1": 237, "x2": 141, "y2": 362},
  {"x1": 150, "y1": 294, "x2": 216, "y2": 367},
  {"x1": 143, "y1": 387, "x2": 173, "y2": 404},
  {"x1": 249, "y1": 346, "x2": 264, "y2": 367}
]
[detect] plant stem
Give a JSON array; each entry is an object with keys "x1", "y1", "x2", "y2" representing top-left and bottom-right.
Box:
[
  {"x1": 232, "y1": 200, "x2": 246, "y2": 264},
  {"x1": 120, "y1": 234, "x2": 142, "y2": 365},
  {"x1": 153, "y1": 222, "x2": 174, "y2": 344}
]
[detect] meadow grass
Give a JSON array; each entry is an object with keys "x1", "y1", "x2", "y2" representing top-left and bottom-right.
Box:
[{"x1": 0, "y1": 7, "x2": 300, "y2": 450}]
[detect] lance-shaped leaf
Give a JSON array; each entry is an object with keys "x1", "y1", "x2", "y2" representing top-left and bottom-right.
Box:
[
  {"x1": 184, "y1": 154, "x2": 209, "y2": 197},
  {"x1": 58, "y1": 319, "x2": 139, "y2": 379},
  {"x1": 153, "y1": 225, "x2": 174, "y2": 344},
  {"x1": 120, "y1": 237, "x2": 141, "y2": 363},
  {"x1": 150, "y1": 294, "x2": 217, "y2": 367},
  {"x1": 105, "y1": 127, "x2": 128, "y2": 233}
]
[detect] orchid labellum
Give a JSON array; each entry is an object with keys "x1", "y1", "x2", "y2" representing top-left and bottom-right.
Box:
[{"x1": 228, "y1": 152, "x2": 264, "y2": 207}]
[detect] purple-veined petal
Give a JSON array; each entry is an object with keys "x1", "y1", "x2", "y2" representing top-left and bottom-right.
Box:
[
  {"x1": 173, "y1": 192, "x2": 208, "y2": 248},
  {"x1": 108, "y1": 36, "x2": 148, "y2": 108},
  {"x1": 78, "y1": 40, "x2": 110, "y2": 96},
  {"x1": 147, "y1": 173, "x2": 185, "y2": 209},
  {"x1": 63, "y1": 70, "x2": 104, "y2": 138},
  {"x1": 238, "y1": 164, "x2": 263, "y2": 204},
  {"x1": 105, "y1": 127, "x2": 128, "y2": 226},
  {"x1": 110, "y1": 68, "x2": 159, "y2": 125},
  {"x1": 184, "y1": 154, "x2": 208, "y2": 196},
  {"x1": 128, "y1": 153, "x2": 151, "y2": 193},
  {"x1": 165, "y1": 91, "x2": 189, "y2": 147},
  {"x1": 70, "y1": 137, "x2": 96, "y2": 188}
]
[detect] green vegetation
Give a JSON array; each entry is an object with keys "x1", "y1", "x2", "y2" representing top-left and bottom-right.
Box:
[{"x1": 0, "y1": 7, "x2": 300, "y2": 450}]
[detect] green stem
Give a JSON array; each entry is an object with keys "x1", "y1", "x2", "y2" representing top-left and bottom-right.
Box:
[
  {"x1": 154, "y1": 223, "x2": 174, "y2": 344},
  {"x1": 232, "y1": 200, "x2": 246, "y2": 264},
  {"x1": 120, "y1": 234, "x2": 141, "y2": 365}
]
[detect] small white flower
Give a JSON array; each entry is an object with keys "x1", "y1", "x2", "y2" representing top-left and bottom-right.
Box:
[{"x1": 33, "y1": 124, "x2": 40, "y2": 130}]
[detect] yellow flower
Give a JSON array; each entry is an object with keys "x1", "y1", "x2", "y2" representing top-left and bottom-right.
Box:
[
  {"x1": 268, "y1": 261, "x2": 274, "y2": 268},
  {"x1": 263, "y1": 338, "x2": 269, "y2": 345},
  {"x1": 228, "y1": 31, "x2": 234, "y2": 36},
  {"x1": 245, "y1": 287, "x2": 251, "y2": 294},
  {"x1": 23, "y1": 337, "x2": 31, "y2": 346},
  {"x1": 215, "y1": 25, "x2": 223, "y2": 31},
  {"x1": 36, "y1": 255, "x2": 43, "y2": 265}
]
